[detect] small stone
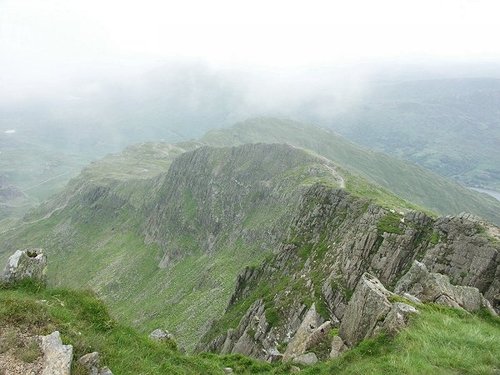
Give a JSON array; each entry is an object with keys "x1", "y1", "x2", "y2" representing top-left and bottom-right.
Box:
[
  {"x1": 149, "y1": 329, "x2": 173, "y2": 341},
  {"x1": 266, "y1": 348, "x2": 283, "y2": 363},
  {"x1": 290, "y1": 365, "x2": 301, "y2": 373},
  {"x1": 99, "y1": 367, "x2": 113, "y2": 375},
  {"x1": 382, "y1": 303, "x2": 419, "y2": 336},
  {"x1": 78, "y1": 352, "x2": 100, "y2": 375},
  {"x1": 223, "y1": 367, "x2": 234, "y2": 374}
]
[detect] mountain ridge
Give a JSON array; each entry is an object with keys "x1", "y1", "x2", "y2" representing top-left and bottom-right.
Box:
[{"x1": 1, "y1": 119, "x2": 499, "y2": 355}]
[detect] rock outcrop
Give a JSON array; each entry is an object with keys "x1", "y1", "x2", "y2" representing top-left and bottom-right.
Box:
[
  {"x1": 282, "y1": 304, "x2": 329, "y2": 362},
  {"x1": 422, "y1": 214, "x2": 500, "y2": 307},
  {"x1": 200, "y1": 185, "x2": 500, "y2": 362},
  {"x1": 1, "y1": 249, "x2": 47, "y2": 283},
  {"x1": 39, "y1": 331, "x2": 73, "y2": 375},
  {"x1": 395, "y1": 261, "x2": 488, "y2": 313},
  {"x1": 329, "y1": 335, "x2": 347, "y2": 359},
  {"x1": 339, "y1": 273, "x2": 418, "y2": 347}
]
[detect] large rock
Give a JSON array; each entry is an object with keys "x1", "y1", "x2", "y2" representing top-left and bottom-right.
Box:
[
  {"x1": 329, "y1": 335, "x2": 347, "y2": 359},
  {"x1": 379, "y1": 302, "x2": 419, "y2": 337},
  {"x1": 293, "y1": 352, "x2": 318, "y2": 366},
  {"x1": 395, "y1": 261, "x2": 487, "y2": 312},
  {"x1": 39, "y1": 331, "x2": 73, "y2": 375},
  {"x1": 283, "y1": 304, "x2": 332, "y2": 362},
  {"x1": 339, "y1": 273, "x2": 393, "y2": 347},
  {"x1": 2, "y1": 249, "x2": 47, "y2": 283}
]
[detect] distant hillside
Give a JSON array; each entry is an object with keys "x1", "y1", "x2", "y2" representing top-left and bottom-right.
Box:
[
  {"x1": 203, "y1": 118, "x2": 500, "y2": 225},
  {"x1": 328, "y1": 78, "x2": 500, "y2": 191}
]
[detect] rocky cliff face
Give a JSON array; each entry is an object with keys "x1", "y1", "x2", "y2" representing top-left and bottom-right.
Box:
[
  {"x1": 144, "y1": 143, "x2": 344, "y2": 266},
  {"x1": 0, "y1": 142, "x2": 347, "y2": 350},
  {"x1": 199, "y1": 184, "x2": 499, "y2": 361}
]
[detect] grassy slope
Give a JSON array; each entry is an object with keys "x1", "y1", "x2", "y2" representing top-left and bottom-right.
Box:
[
  {"x1": 303, "y1": 304, "x2": 500, "y2": 375},
  {"x1": 202, "y1": 118, "x2": 500, "y2": 225},
  {"x1": 0, "y1": 280, "x2": 289, "y2": 375},
  {"x1": 1, "y1": 281, "x2": 498, "y2": 374}
]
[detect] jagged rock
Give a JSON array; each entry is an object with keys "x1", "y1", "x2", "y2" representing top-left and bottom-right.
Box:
[
  {"x1": 39, "y1": 331, "x2": 73, "y2": 375},
  {"x1": 290, "y1": 365, "x2": 301, "y2": 373},
  {"x1": 266, "y1": 348, "x2": 283, "y2": 363},
  {"x1": 339, "y1": 273, "x2": 420, "y2": 348},
  {"x1": 78, "y1": 352, "x2": 113, "y2": 375},
  {"x1": 395, "y1": 261, "x2": 486, "y2": 312},
  {"x1": 99, "y1": 367, "x2": 113, "y2": 375},
  {"x1": 293, "y1": 352, "x2": 318, "y2": 365},
  {"x1": 2, "y1": 249, "x2": 47, "y2": 283},
  {"x1": 78, "y1": 352, "x2": 100, "y2": 375},
  {"x1": 380, "y1": 302, "x2": 419, "y2": 336},
  {"x1": 402, "y1": 293, "x2": 421, "y2": 304},
  {"x1": 423, "y1": 215, "x2": 499, "y2": 307},
  {"x1": 149, "y1": 328, "x2": 173, "y2": 341},
  {"x1": 232, "y1": 331, "x2": 256, "y2": 355},
  {"x1": 200, "y1": 185, "x2": 499, "y2": 361},
  {"x1": 404, "y1": 211, "x2": 432, "y2": 226},
  {"x1": 482, "y1": 296, "x2": 497, "y2": 316},
  {"x1": 283, "y1": 303, "x2": 324, "y2": 361},
  {"x1": 329, "y1": 335, "x2": 347, "y2": 359},
  {"x1": 339, "y1": 273, "x2": 393, "y2": 347}
]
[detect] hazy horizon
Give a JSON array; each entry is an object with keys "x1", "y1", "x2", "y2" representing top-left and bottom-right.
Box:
[{"x1": 2, "y1": 0, "x2": 500, "y2": 104}]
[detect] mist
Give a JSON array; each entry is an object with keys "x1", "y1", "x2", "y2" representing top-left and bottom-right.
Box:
[{"x1": 1, "y1": 0, "x2": 500, "y2": 204}]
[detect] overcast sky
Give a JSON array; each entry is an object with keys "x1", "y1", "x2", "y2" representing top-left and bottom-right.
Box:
[{"x1": 1, "y1": 0, "x2": 500, "y2": 101}]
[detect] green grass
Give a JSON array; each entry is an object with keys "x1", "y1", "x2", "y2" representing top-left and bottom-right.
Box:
[
  {"x1": 302, "y1": 304, "x2": 500, "y2": 375},
  {"x1": 377, "y1": 212, "x2": 405, "y2": 235},
  {"x1": 2, "y1": 280, "x2": 499, "y2": 374},
  {"x1": 0, "y1": 280, "x2": 293, "y2": 374}
]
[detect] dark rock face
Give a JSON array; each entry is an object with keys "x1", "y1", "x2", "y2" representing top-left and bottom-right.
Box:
[{"x1": 199, "y1": 185, "x2": 499, "y2": 360}]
